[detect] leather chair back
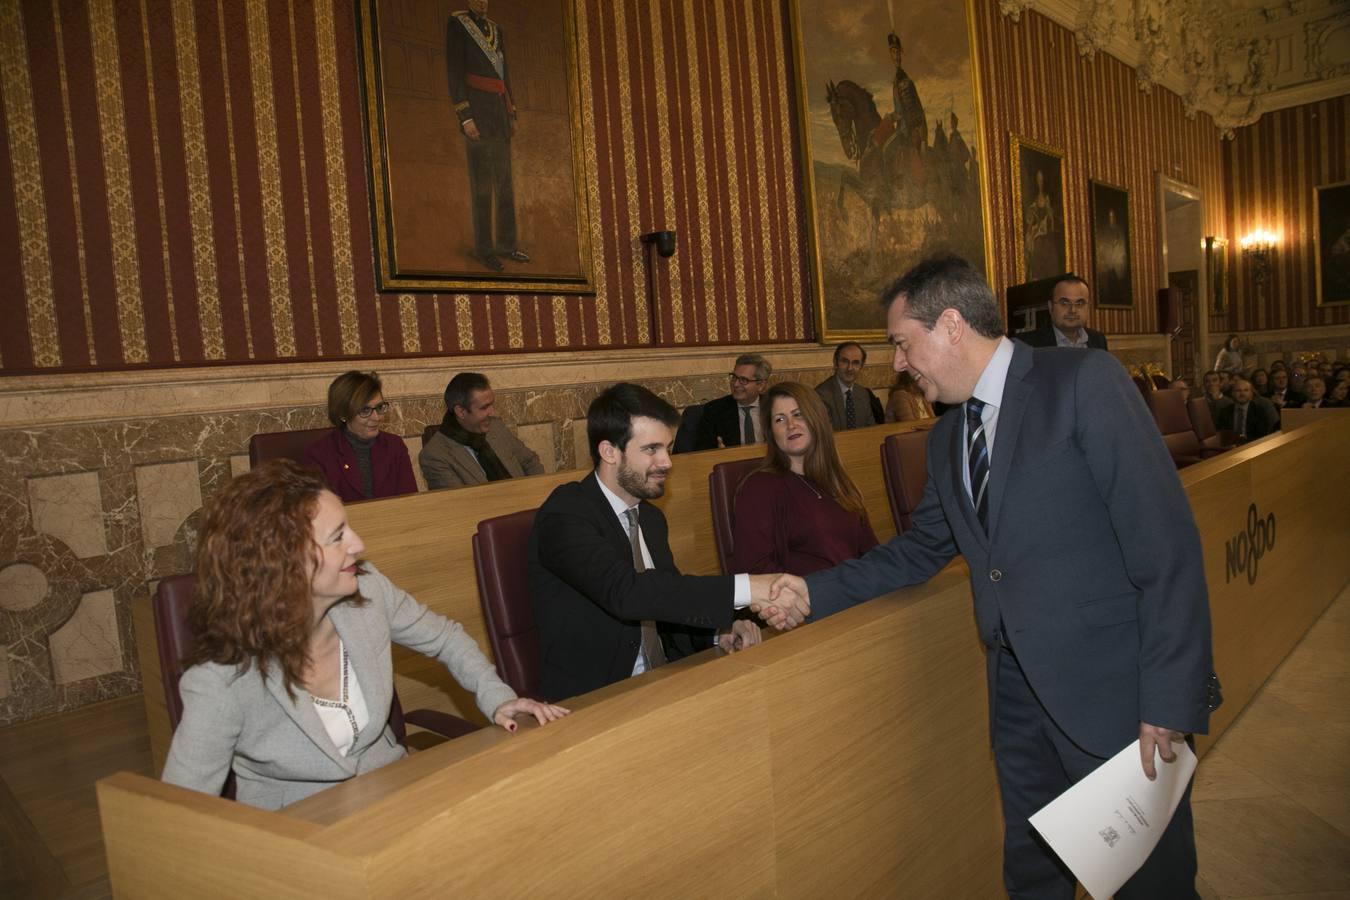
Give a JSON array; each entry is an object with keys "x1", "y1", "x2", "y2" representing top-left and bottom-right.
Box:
[
  {"x1": 473, "y1": 508, "x2": 541, "y2": 698},
  {"x1": 673, "y1": 404, "x2": 705, "y2": 454},
  {"x1": 1144, "y1": 389, "x2": 1202, "y2": 468},
  {"x1": 881, "y1": 431, "x2": 928, "y2": 534},
  {"x1": 709, "y1": 457, "x2": 763, "y2": 574},
  {"x1": 248, "y1": 427, "x2": 331, "y2": 467},
  {"x1": 1188, "y1": 397, "x2": 1218, "y2": 443},
  {"x1": 152, "y1": 574, "x2": 198, "y2": 732}
]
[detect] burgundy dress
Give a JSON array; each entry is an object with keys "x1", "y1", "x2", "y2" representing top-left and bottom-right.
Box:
[
  {"x1": 732, "y1": 471, "x2": 878, "y2": 576},
  {"x1": 302, "y1": 428, "x2": 417, "y2": 503}
]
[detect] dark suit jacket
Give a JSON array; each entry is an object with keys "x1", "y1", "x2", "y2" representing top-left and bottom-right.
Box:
[
  {"x1": 528, "y1": 472, "x2": 736, "y2": 701},
  {"x1": 1216, "y1": 401, "x2": 1278, "y2": 440},
  {"x1": 303, "y1": 428, "x2": 417, "y2": 503},
  {"x1": 804, "y1": 343, "x2": 1213, "y2": 758},
  {"x1": 694, "y1": 394, "x2": 755, "y2": 450},
  {"x1": 1014, "y1": 325, "x2": 1109, "y2": 350},
  {"x1": 814, "y1": 377, "x2": 884, "y2": 430}
]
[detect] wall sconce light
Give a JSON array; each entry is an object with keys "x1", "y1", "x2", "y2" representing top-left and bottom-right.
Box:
[
  {"x1": 1239, "y1": 229, "x2": 1277, "y2": 287},
  {"x1": 640, "y1": 230, "x2": 677, "y2": 258},
  {"x1": 638, "y1": 230, "x2": 677, "y2": 344}
]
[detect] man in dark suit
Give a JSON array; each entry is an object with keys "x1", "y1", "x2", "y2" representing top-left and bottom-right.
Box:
[
  {"x1": 694, "y1": 353, "x2": 771, "y2": 450},
  {"x1": 815, "y1": 342, "x2": 885, "y2": 430},
  {"x1": 529, "y1": 383, "x2": 780, "y2": 702},
  {"x1": 447, "y1": 0, "x2": 526, "y2": 273},
  {"x1": 1014, "y1": 273, "x2": 1109, "y2": 350},
  {"x1": 764, "y1": 257, "x2": 1215, "y2": 899},
  {"x1": 1216, "y1": 377, "x2": 1278, "y2": 442}
]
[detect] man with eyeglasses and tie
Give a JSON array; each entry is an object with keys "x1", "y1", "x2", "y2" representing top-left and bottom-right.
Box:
[
  {"x1": 762, "y1": 256, "x2": 1215, "y2": 899},
  {"x1": 1016, "y1": 274, "x2": 1110, "y2": 351},
  {"x1": 693, "y1": 353, "x2": 772, "y2": 450}
]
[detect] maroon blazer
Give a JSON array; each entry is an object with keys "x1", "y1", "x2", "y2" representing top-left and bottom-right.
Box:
[{"x1": 302, "y1": 428, "x2": 418, "y2": 503}]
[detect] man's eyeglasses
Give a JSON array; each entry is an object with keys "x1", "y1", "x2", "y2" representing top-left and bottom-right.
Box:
[
  {"x1": 1052, "y1": 299, "x2": 1088, "y2": 310},
  {"x1": 356, "y1": 401, "x2": 391, "y2": 418},
  {"x1": 729, "y1": 373, "x2": 765, "y2": 387}
]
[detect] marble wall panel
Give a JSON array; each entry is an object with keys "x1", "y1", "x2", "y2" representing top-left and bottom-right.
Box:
[
  {"x1": 404, "y1": 437, "x2": 427, "y2": 493},
  {"x1": 0, "y1": 563, "x2": 48, "y2": 612},
  {"x1": 515, "y1": 424, "x2": 558, "y2": 474},
  {"x1": 229, "y1": 455, "x2": 250, "y2": 479},
  {"x1": 134, "y1": 462, "x2": 203, "y2": 550},
  {"x1": 49, "y1": 589, "x2": 122, "y2": 684},
  {"x1": 27, "y1": 472, "x2": 107, "y2": 559},
  {"x1": 0, "y1": 647, "x2": 9, "y2": 699}
]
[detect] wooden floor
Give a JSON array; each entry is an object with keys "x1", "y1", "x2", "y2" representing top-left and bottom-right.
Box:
[{"x1": 1, "y1": 587, "x2": 1347, "y2": 899}]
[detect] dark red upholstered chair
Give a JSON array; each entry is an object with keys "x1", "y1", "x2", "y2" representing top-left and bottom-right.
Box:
[
  {"x1": 247, "y1": 427, "x2": 332, "y2": 467},
  {"x1": 472, "y1": 508, "x2": 541, "y2": 698},
  {"x1": 1186, "y1": 397, "x2": 1236, "y2": 458},
  {"x1": 709, "y1": 457, "x2": 764, "y2": 575},
  {"x1": 1143, "y1": 389, "x2": 1203, "y2": 469},
  {"x1": 881, "y1": 431, "x2": 929, "y2": 534},
  {"x1": 150, "y1": 574, "x2": 477, "y2": 800},
  {"x1": 673, "y1": 403, "x2": 705, "y2": 454}
]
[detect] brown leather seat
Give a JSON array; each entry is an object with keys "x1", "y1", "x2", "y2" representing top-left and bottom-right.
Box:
[
  {"x1": 473, "y1": 508, "x2": 541, "y2": 698},
  {"x1": 881, "y1": 431, "x2": 929, "y2": 534},
  {"x1": 709, "y1": 457, "x2": 763, "y2": 575},
  {"x1": 150, "y1": 573, "x2": 477, "y2": 800},
  {"x1": 1186, "y1": 397, "x2": 1236, "y2": 458},
  {"x1": 1143, "y1": 389, "x2": 1203, "y2": 468},
  {"x1": 247, "y1": 426, "x2": 332, "y2": 467}
]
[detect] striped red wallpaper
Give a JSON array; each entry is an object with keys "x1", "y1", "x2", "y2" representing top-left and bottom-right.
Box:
[
  {"x1": 0, "y1": 0, "x2": 810, "y2": 374},
  {"x1": 972, "y1": 5, "x2": 1227, "y2": 335},
  {"x1": 1221, "y1": 95, "x2": 1350, "y2": 331},
  {"x1": 3, "y1": 0, "x2": 1323, "y2": 375}
]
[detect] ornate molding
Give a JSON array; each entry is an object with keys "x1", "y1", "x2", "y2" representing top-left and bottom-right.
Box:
[{"x1": 999, "y1": 0, "x2": 1350, "y2": 135}]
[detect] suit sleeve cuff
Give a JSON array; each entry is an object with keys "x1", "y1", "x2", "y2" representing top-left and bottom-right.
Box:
[{"x1": 733, "y1": 573, "x2": 750, "y2": 609}]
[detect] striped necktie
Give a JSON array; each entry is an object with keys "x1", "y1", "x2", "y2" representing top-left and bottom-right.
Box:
[
  {"x1": 965, "y1": 398, "x2": 990, "y2": 532},
  {"x1": 625, "y1": 507, "x2": 666, "y2": 669}
]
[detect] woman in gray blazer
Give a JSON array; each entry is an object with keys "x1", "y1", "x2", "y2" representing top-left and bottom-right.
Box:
[{"x1": 162, "y1": 460, "x2": 568, "y2": 810}]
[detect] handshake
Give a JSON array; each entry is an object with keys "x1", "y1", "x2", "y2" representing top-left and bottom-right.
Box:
[{"x1": 747, "y1": 574, "x2": 811, "y2": 631}]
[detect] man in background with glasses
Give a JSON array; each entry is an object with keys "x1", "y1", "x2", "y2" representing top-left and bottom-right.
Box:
[
  {"x1": 694, "y1": 354, "x2": 772, "y2": 450},
  {"x1": 1016, "y1": 274, "x2": 1109, "y2": 351}
]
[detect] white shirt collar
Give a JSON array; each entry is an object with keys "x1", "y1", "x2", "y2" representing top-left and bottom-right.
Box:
[
  {"x1": 1053, "y1": 325, "x2": 1089, "y2": 348},
  {"x1": 836, "y1": 376, "x2": 855, "y2": 395},
  {"x1": 970, "y1": 337, "x2": 1016, "y2": 409},
  {"x1": 595, "y1": 470, "x2": 638, "y2": 520}
]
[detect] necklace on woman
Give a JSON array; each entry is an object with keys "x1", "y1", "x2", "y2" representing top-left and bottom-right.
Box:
[{"x1": 794, "y1": 472, "x2": 823, "y2": 499}]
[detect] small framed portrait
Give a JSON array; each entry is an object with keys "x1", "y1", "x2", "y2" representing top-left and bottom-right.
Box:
[
  {"x1": 1205, "y1": 236, "x2": 1228, "y2": 314},
  {"x1": 1010, "y1": 135, "x2": 1068, "y2": 284},
  {"x1": 1089, "y1": 179, "x2": 1132, "y2": 309},
  {"x1": 1314, "y1": 180, "x2": 1350, "y2": 306}
]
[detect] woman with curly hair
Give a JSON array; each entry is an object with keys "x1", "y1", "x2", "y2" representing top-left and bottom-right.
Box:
[
  {"x1": 732, "y1": 382, "x2": 878, "y2": 577},
  {"x1": 162, "y1": 460, "x2": 566, "y2": 809}
]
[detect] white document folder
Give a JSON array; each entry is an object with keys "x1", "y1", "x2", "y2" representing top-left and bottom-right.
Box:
[{"x1": 1028, "y1": 739, "x2": 1196, "y2": 900}]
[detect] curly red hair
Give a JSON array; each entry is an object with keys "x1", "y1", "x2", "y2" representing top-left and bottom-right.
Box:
[{"x1": 185, "y1": 459, "x2": 360, "y2": 697}]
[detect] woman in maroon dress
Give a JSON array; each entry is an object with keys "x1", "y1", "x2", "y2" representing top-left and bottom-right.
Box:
[
  {"x1": 732, "y1": 382, "x2": 878, "y2": 576},
  {"x1": 303, "y1": 370, "x2": 418, "y2": 503}
]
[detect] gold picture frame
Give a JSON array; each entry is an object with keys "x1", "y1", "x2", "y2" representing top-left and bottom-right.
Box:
[
  {"x1": 787, "y1": 0, "x2": 994, "y2": 343},
  {"x1": 356, "y1": 0, "x2": 594, "y2": 293},
  {"x1": 1010, "y1": 135, "x2": 1069, "y2": 285},
  {"x1": 1314, "y1": 179, "x2": 1350, "y2": 307},
  {"x1": 1089, "y1": 178, "x2": 1132, "y2": 309}
]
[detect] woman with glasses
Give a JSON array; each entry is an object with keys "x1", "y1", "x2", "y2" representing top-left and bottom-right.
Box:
[
  {"x1": 732, "y1": 382, "x2": 877, "y2": 577},
  {"x1": 304, "y1": 370, "x2": 418, "y2": 502}
]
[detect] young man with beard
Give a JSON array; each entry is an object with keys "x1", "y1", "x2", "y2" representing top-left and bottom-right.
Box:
[{"x1": 528, "y1": 383, "x2": 797, "y2": 702}]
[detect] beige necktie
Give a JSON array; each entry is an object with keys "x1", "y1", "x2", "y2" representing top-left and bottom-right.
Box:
[{"x1": 625, "y1": 507, "x2": 666, "y2": 669}]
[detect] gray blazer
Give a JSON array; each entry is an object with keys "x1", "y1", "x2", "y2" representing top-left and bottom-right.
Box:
[
  {"x1": 814, "y1": 377, "x2": 881, "y2": 430},
  {"x1": 806, "y1": 344, "x2": 1213, "y2": 757},
  {"x1": 161, "y1": 565, "x2": 516, "y2": 810},
  {"x1": 418, "y1": 418, "x2": 544, "y2": 490}
]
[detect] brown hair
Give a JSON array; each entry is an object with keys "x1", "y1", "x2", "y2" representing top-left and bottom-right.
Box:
[
  {"x1": 185, "y1": 460, "x2": 359, "y2": 697},
  {"x1": 755, "y1": 382, "x2": 867, "y2": 520},
  {"x1": 326, "y1": 370, "x2": 383, "y2": 426}
]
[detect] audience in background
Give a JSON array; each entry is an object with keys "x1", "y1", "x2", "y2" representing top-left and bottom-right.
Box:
[
  {"x1": 1201, "y1": 370, "x2": 1234, "y2": 423},
  {"x1": 1327, "y1": 380, "x2": 1349, "y2": 407},
  {"x1": 1296, "y1": 376, "x2": 1329, "y2": 409},
  {"x1": 1014, "y1": 274, "x2": 1109, "y2": 350},
  {"x1": 733, "y1": 383, "x2": 878, "y2": 577},
  {"x1": 1250, "y1": 368, "x2": 1270, "y2": 396},
  {"x1": 1213, "y1": 334, "x2": 1244, "y2": 375},
  {"x1": 162, "y1": 461, "x2": 566, "y2": 810},
  {"x1": 1217, "y1": 377, "x2": 1277, "y2": 442},
  {"x1": 886, "y1": 371, "x2": 935, "y2": 422},
  {"x1": 1267, "y1": 368, "x2": 1304, "y2": 413},
  {"x1": 304, "y1": 371, "x2": 417, "y2": 502},
  {"x1": 815, "y1": 342, "x2": 884, "y2": 430},
  {"x1": 1169, "y1": 378, "x2": 1193, "y2": 402},
  {"x1": 695, "y1": 354, "x2": 772, "y2": 450},
  {"x1": 419, "y1": 372, "x2": 543, "y2": 490}
]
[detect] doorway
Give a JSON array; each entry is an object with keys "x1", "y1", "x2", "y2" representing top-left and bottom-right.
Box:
[{"x1": 1157, "y1": 176, "x2": 1207, "y2": 384}]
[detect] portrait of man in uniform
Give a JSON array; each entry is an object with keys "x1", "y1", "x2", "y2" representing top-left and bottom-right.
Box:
[{"x1": 359, "y1": 0, "x2": 592, "y2": 292}]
